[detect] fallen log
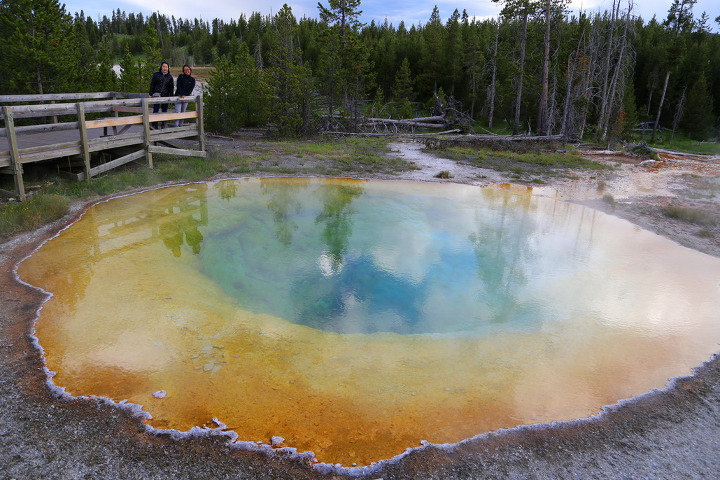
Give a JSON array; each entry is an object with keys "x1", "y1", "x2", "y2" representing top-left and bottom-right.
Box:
[
  {"x1": 365, "y1": 116, "x2": 447, "y2": 129},
  {"x1": 421, "y1": 134, "x2": 566, "y2": 150}
]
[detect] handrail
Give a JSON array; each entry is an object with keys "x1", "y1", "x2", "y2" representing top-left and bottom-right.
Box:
[
  {"x1": 0, "y1": 92, "x2": 151, "y2": 104},
  {"x1": 1, "y1": 95, "x2": 201, "y2": 121},
  {"x1": 0, "y1": 92, "x2": 206, "y2": 201},
  {"x1": 0, "y1": 92, "x2": 118, "y2": 103}
]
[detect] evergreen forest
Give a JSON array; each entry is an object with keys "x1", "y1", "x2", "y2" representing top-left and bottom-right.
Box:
[{"x1": 1, "y1": 0, "x2": 719, "y2": 142}]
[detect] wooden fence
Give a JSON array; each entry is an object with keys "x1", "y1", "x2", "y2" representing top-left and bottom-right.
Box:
[{"x1": 0, "y1": 92, "x2": 206, "y2": 201}]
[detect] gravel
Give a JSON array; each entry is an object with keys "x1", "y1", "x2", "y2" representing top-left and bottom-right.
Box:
[{"x1": 2, "y1": 139, "x2": 720, "y2": 479}]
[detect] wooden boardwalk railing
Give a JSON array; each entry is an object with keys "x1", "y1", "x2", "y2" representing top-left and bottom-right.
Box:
[{"x1": 1, "y1": 92, "x2": 206, "y2": 201}]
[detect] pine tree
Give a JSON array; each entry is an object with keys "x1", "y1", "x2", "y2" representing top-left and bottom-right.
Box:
[
  {"x1": 94, "y1": 39, "x2": 117, "y2": 92},
  {"x1": 652, "y1": 0, "x2": 696, "y2": 139},
  {"x1": 204, "y1": 47, "x2": 267, "y2": 134},
  {"x1": 143, "y1": 17, "x2": 163, "y2": 86},
  {"x1": 392, "y1": 57, "x2": 414, "y2": 103},
  {"x1": 266, "y1": 4, "x2": 317, "y2": 136},
  {"x1": 463, "y1": 19, "x2": 485, "y2": 120},
  {"x1": 317, "y1": 0, "x2": 370, "y2": 129},
  {"x1": 681, "y1": 74, "x2": 716, "y2": 140},
  {"x1": 444, "y1": 9, "x2": 463, "y2": 97},
  {"x1": 119, "y1": 45, "x2": 141, "y2": 92},
  {"x1": 0, "y1": 0, "x2": 74, "y2": 94},
  {"x1": 621, "y1": 80, "x2": 639, "y2": 139},
  {"x1": 418, "y1": 6, "x2": 444, "y2": 98},
  {"x1": 65, "y1": 15, "x2": 94, "y2": 92}
]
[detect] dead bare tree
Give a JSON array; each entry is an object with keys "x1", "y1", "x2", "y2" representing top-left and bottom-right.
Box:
[
  {"x1": 596, "y1": 0, "x2": 621, "y2": 140},
  {"x1": 559, "y1": 29, "x2": 585, "y2": 139},
  {"x1": 546, "y1": 56, "x2": 560, "y2": 134},
  {"x1": 493, "y1": 0, "x2": 538, "y2": 135},
  {"x1": 646, "y1": 67, "x2": 659, "y2": 116},
  {"x1": 537, "y1": 0, "x2": 554, "y2": 135},
  {"x1": 487, "y1": 17, "x2": 501, "y2": 130},
  {"x1": 513, "y1": 12, "x2": 529, "y2": 135},
  {"x1": 670, "y1": 85, "x2": 687, "y2": 144},
  {"x1": 596, "y1": 2, "x2": 619, "y2": 135},
  {"x1": 598, "y1": 1, "x2": 635, "y2": 143},
  {"x1": 576, "y1": 17, "x2": 602, "y2": 139}
]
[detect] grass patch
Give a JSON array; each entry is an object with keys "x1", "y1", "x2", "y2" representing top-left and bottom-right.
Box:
[
  {"x1": 427, "y1": 145, "x2": 612, "y2": 181},
  {"x1": 679, "y1": 174, "x2": 720, "y2": 200},
  {"x1": 661, "y1": 205, "x2": 717, "y2": 226},
  {"x1": 642, "y1": 131, "x2": 720, "y2": 156},
  {"x1": 697, "y1": 228, "x2": 714, "y2": 238},
  {"x1": 223, "y1": 136, "x2": 416, "y2": 175},
  {"x1": 0, "y1": 194, "x2": 69, "y2": 238},
  {"x1": 45, "y1": 153, "x2": 228, "y2": 199}
]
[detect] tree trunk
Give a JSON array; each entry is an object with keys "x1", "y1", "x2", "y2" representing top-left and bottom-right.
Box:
[
  {"x1": 560, "y1": 53, "x2": 575, "y2": 138},
  {"x1": 646, "y1": 67, "x2": 658, "y2": 116},
  {"x1": 538, "y1": 0, "x2": 551, "y2": 135},
  {"x1": 254, "y1": 35, "x2": 263, "y2": 70},
  {"x1": 488, "y1": 18, "x2": 500, "y2": 130},
  {"x1": 513, "y1": 13, "x2": 528, "y2": 136},
  {"x1": 599, "y1": 5, "x2": 632, "y2": 142},
  {"x1": 577, "y1": 22, "x2": 599, "y2": 140},
  {"x1": 651, "y1": 70, "x2": 670, "y2": 140},
  {"x1": 560, "y1": 26, "x2": 588, "y2": 139},
  {"x1": 670, "y1": 85, "x2": 687, "y2": 145},
  {"x1": 470, "y1": 68, "x2": 477, "y2": 119},
  {"x1": 548, "y1": 62, "x2": 559, "y2": 134},
  {"x1": 596, "y1": 0, "x2": 619, "y2": 141},
  {"x1": 30, "y1": 12, "x2": 44, "y2": 95}
]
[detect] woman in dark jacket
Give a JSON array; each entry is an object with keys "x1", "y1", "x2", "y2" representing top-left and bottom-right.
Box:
[
  {"x1": 149, "y1": 61, "x2": 173, "y2": 128},
  {"x1": 174, "y1": 64, "x2": 196, "y2": 127}
]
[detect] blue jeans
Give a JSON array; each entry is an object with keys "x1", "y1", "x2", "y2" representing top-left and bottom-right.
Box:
[
  {"x1": 174, "y1": 101, "x2": 188, "y2": 127},
  {"x1": 153, "y1": 102, "x2": 168, "y2": 128}
]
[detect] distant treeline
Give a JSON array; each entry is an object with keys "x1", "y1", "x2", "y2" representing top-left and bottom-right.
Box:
[{"x1": 1, "y1": 0, "x2": 718, "y2": 140}]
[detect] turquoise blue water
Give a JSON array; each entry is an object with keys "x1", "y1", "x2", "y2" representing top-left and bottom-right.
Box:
[{"x1": 187, "y1": 178, "x2": 568, "y2": 335}]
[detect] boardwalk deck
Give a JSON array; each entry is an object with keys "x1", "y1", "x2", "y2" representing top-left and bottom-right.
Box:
[{"x1": 1, "y1": 92, "x2": 206, "y2": 201}]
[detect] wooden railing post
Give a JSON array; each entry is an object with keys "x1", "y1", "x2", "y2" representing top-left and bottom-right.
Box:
[
  {"x1": 76, "y1": 102, "x2": 92, "y2": 180},
  {"x1": 112, "y1": 92, "x2": 119, "y2": 118},
  {"x1": 2, "y1": 106, "x2": 26, "y2": 201},
  {"x1": 142, "y1": 97, "x2": 154, "y2": 169},
  {"x1": 49, "y1": 100, "x2": 58, "y2": 124},
  {"x1": 196, "y1": 94, "x2": 205, "y2": 152}
]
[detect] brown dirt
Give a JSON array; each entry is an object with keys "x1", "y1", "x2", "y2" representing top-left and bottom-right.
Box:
[{"x1": 2, "y1": 136, "x2": 720, "y2": 479}]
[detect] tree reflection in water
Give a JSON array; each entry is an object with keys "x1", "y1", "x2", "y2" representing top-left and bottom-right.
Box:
[
  {"x1": 157, "y1": 186, "x2": 208, "y2": 257},
  {"x1": 314, "y1": 182, "x2": 365, "y2": 271}
]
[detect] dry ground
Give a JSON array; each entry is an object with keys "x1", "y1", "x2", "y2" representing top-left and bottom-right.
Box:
[{"x1": 1, "y1": 136, "x2": 720, "y2": 479}]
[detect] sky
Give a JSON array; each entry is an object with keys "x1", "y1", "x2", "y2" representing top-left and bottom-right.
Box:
[{"x1": 63, "y1": 0, "x2": 720, "y2": 32}]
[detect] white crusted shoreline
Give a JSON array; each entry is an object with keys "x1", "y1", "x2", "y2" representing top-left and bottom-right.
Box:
[{"x1": 2, "y1": 137, "x2": 719, "y2": 479}]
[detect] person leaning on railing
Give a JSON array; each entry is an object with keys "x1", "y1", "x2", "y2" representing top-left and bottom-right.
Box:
[
  {"x1": 149, "y1": 61, "x2": 174, "y2": 129},
  {"x1": 174, "y1": 65, "x2": 196, "y2": 128}
]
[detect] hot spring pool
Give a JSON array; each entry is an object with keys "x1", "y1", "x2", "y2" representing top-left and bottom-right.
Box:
[{"x1": 18, "y1": 177, "x2": 720, "y2": 466}]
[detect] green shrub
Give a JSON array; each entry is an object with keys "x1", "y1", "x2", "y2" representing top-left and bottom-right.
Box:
[
  {"x1": 662, "y1": 205, "x2": 717, "y2": 226},
  {"x1": 0, "y1": 194, "x2": 69, "y2": 237}
]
